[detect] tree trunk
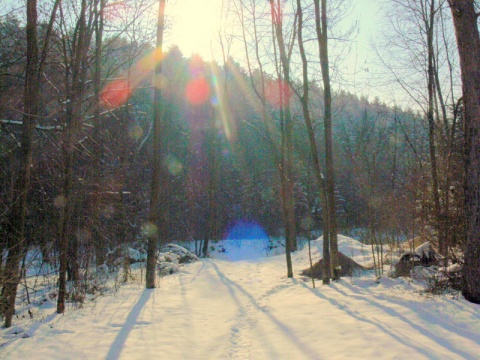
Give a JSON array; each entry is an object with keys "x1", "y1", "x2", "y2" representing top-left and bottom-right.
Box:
[
  {"x1": 204, "y1": 105, "x2": 220, "y2": 258},
  {"x1": 146, "y1": 0, "x2": 167, "y2": 289},
  {"x1": 58, "y1": 0, "x2": 93, "y2": 313},
  {"x1": 238, "y1": 0, "x2": 292, "y2": 273},
  {"x1": 296, "y1": 0, "x2": 330, "y2": 284},
  {"x1": 270, "y1": 0, "x2": 296, "y2": 277},
  {"x1": 448, "y1": 0, "x2": 480, "y2": 304},
  {"x1": 2, "y1": 0, "x2": 60, "y2": 325},
  {"x1": 92, "y1": 0, "x2": 105, "y2": 267},
  {"x1": 426, "y1": 0, "x2": 446, "y2": 260},
  {"x1": 314, "y1": 0, "x2": 339, "y2": 280},
  {"x1": 0, "y1": 0, "x2": 39, "y2": 328}
]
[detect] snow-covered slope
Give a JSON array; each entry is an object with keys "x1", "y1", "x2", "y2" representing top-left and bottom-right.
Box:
[
  {"x1": 1, "y1": 236, "x2": 479, "y2": 359},
  {"x1": 293, "y1": 234, "x2": 376, "y2": 268}
]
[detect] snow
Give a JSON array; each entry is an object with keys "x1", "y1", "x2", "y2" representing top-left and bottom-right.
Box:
[
  {"x1": 415, "y1": 241, "x2": 434, "y2": 258},
  {"x1": 1, "y1": 236, "x2": 479, "y2": 359},
  {"x1": 127, "y1": 248, "x2": 146, "y2": 263},
  {"x1": 208, "y1": 238, "x2": 285, "y2": 261},
  {"x1": 294, "y1": 234, "x2": 376, "y2": 268}
]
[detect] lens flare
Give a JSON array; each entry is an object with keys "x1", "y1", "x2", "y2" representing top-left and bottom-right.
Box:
[
  {"x1": 210, "y1": 95, "x2": 219, "y2": 106},
  {"x1": 165, "y1": 154, "x2": 183, "y2": 176},
  {"x1": 188, "y1": 54, "x2": 206, "y2": 77},
  {"x1": 222, "y1": 147, "x2": 230, "y2": 157},
  {"x1": 129, "y1": 125, "x2": 143, "y2": 140},
  {"x1": 100, "y1": 80, "x2": 132, "y2": 109},
  {"x1": 153, "y1": 73, "x2": 168, "y2": 90},
  {"x1": 186, "y1": 77, "x2": 211, "y2": 105},
  {"x1": 137, "y1": 48, "x2": 163, "y2": 72},
  {"x1": 224, "y1": 220, "x2": 268, "y2": 240},
  {"x1": 265, "y1": 79, "x2": 292, "y2": 109},
  {"x1": 142, "y1": 222, "x2": 158, "y2": 238},
  {"x1": 100, "y1": 48, "x2": 165, "y2": 110}
]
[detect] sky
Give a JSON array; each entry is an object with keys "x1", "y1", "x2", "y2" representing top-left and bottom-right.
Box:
[
  {"x1": 165, "y1": 0, "x2": 226, "y2": 59},
  {"x1": 1, "y1": 0, "x2": 384, "y2": 96},
  {"x1": 164, "y1": 0, "x2": 387, "y2": 103},
  {"x1": 1, "y1": 0, "x2": 382, "y2": 79},
  {"x1": 1, "y1": 0, "x2": 451, "y2": 109},
  {"x1": 165, "y1": 0, "x2": 381, "y2": 61}
]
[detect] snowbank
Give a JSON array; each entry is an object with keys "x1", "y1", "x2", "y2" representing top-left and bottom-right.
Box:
[{"x1": 293, "y1": 235, "x2": 375, "y2": 269}]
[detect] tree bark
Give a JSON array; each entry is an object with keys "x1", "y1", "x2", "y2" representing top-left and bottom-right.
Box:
[
  {"x1": 92, "y1": 0, "x2": 105, "y2": 267},
  {"x1": 146, "y1": 0, "x2": 167, "y2": 289},
  {"x1": 58, "y1": 0, "x2": 93, "y2": 314},
  {"x1": 425, "y1": 0, "x2": 446, "y2": 260},
  {"x1": 1, "y1": 0, "x2": 61, "y2": 325},
  {"x1": 202, "y1": 109, "x2": 219, "y2": 258},
  {"x1": 448, "y1": 0, "x2": 480, "y2": 304},
  {"x1": 0, "y1": 0, "x2": 60, "y2": 327},
  {"x1": 270, "y1": 0, "x2": 296, "y2": 277},
  {"x1": 296, "y1": 0, "x2": 330, "y2": 284},
  {"x1": 314, "y1": 0, "x2": 339, "y2": 280},
  {"x1": 1, "y1": 0, "x2": 39, "y2": 327}
]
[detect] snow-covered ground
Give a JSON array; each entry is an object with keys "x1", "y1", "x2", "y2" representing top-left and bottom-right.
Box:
[{"x1": 1, "y1": 236, "x2": 479, "y2": 359}]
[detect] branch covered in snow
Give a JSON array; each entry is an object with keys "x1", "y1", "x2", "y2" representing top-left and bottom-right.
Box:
[{"x1": 1, "y1": 119, "x2": 61, "y2": 130}]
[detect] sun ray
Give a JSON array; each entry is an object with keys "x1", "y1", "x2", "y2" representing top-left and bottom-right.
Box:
[
  {"x1": 101, "y1": 48, "x2": 165, "y2": 109},
  {"x1": 209, "y1": 63, "x2": 233, "y2": 141},
  {"x1": 224, "y1": 59, "x2": 282, "y2": 152}
]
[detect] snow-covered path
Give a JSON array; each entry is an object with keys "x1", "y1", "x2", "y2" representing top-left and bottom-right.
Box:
[{"x1": 2, "y1": 254, "x2": 480, "y2": 359}]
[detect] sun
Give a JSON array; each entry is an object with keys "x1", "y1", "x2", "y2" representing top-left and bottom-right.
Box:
[{"x1": 167, "y1": 0, "x2": 225, "y2": 60}]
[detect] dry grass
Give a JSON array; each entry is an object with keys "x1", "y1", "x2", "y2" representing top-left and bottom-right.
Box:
[{"x1": 301, "y1": 252, "x2": 366, "y2": 279}]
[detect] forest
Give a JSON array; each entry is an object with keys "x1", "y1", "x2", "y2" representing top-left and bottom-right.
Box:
[{"x1": 1, "y1": 0, "x2": 479, "y2": 331}]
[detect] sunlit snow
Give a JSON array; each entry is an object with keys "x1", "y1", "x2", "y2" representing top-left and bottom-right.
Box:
[{"x1": 1, "y1": 236, "x2": 479, "y2": 359}]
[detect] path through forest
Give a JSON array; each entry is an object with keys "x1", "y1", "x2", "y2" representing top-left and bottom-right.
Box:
[{"x1": 2, "y1": 247, "x2": 479, "y2": 359}]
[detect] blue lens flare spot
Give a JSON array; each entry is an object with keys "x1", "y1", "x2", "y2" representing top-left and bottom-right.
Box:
[{"x1": 225, "y1": 220, "x2": 268, "y2": 240}]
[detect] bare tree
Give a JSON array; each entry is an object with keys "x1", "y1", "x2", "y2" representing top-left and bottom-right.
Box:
[
  {"x1": 378, "y1": 0, "x2": 463, "y2": 261},
  {"x1": 57, "y1": 0, "x2": 97, "y2": 314},
  {"x1": 295, "y1": 0, "x2": 330, "y2": 284},
  {"x1": 448, "y1": 0, "x2": 480, "y2": 304},
  {"x1": 1, "y1": 0, "x2": 60, "y2": 327},
  {"x1": 146, "y1": 0, "x2": 167, "y2": 289},
  {"x1": 314, "y1": 0, "x2": 340, "y2": 280},
  {"x1": 234, "y1": 0, "x2": 297, "y2": 277},
  {"x1": 91, "y1": 0, "x2": 106, "y2": 267},
  {"x1": 269, "y1": 0, "x2": 298, "y2": 277}
]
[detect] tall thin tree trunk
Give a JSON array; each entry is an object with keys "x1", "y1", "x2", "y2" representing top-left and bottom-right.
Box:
[
  {"x1": 92, "y1": 0, "x2": 105, "y2": 267},
  {"x1": 314, "y1": 0, "x2": 339, "y2": 280},
  {"x1": 270, "y1": 0, "x2": 296, "y2": 277},
  {"x1": 0, "y1": 0, "x2": 39, "y2": 328},
  {"x1": 146, "y1": 0, "x2": 167, "y2": 289},
  {"x1": 238, "y1": 0, "x2": 279, "y2": 153},
  {"x1": 119, "y1": 55, "x2": 135, "y2": 280},
  {"x1": 2, "y1": 0, "x2": 60, "y2": 325},
  {"x1": 440, "y1": 9, "x2": 460, "y2": 254},
  {"x1": 425, "y1": 0, "x2": 445, "y2": 260},
  {"x1": 448, "y1": 0, "x2": 480, "y2": 304},
  {"x1": 296, "y1": 0, "x2": 330, "y2": 284},
  {"x1": 58, "y1": 0, "x2": 93, "y2": 313},
  {"x1": 203, "y1": 108, "x2": 219, "y2": 258}
]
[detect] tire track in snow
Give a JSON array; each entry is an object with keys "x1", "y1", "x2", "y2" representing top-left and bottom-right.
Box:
[
  {"x1": 208, "y1": 260, "x2": 266, "y2": 359},
  {"x1": 203, "y1": 260, "x2": 257, "y2": 358},
  {"x1": 228, "y1": 302, "x2": 257, "y2": 359},
  {"x1": 209, "y1": 260, "x2": 319, "y2": 359},
  {"x1": 180, "y1": 260, "x2": 246, "y2": 359}
]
